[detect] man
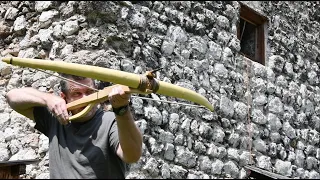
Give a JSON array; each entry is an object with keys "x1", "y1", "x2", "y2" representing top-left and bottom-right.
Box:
[{"x1": 5, "y1": 74, "x2": 143, "y2": 179}]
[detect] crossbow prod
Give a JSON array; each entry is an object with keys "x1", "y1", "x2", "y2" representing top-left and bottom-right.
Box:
[{"x1": 2, "y1": 57, "x2": 214, "y2": 120}]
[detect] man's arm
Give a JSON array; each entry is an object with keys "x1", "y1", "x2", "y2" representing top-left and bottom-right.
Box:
[
  {"x1": 108, "y1": 86, "x2": 143, "y2": 164},
  {"x1": 115, "y1": 110, "x2": 143, "y2": 163},
  {"x1": 6, "y1": 87, "x2": 69, "y2": 124}
]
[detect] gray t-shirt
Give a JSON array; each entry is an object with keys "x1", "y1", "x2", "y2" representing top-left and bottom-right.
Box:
[{"x1": 33, "y1": 106, "x2": 126, "y2": 179}]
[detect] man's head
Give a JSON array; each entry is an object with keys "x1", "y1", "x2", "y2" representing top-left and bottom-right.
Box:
[{"x1": 59, "y1": 73, "x2": 97, "y2": 122}]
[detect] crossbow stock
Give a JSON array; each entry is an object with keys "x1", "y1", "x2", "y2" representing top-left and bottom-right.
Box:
[{"x1": 2, "y1": 57, "x2": 214, "y2": 121}]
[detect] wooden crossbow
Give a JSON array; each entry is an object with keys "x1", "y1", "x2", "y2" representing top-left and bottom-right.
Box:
[{"x1": 2, "y1": 57, "x2": 214, "y2": 121}]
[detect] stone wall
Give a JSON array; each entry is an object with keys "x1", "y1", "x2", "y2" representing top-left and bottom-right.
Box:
[{"x1": 0, "y1": 1, "x2": 319, "y2": 179}]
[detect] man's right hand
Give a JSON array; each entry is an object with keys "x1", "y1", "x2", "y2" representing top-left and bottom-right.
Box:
[
  {"x1": 46, "y1": 94, "x2": 70, "y2": 125},
  {"x1": 6, "y1": 88, "x2": 70, "y2": 123}
]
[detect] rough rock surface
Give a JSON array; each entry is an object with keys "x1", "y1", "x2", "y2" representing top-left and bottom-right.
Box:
[{"x1": 0, "y1": 1, "x2": 319, "y2": 179}]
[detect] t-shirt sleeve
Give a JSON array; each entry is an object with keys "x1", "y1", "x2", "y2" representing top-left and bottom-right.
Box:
[
  {"x1": 108, "y1": 118, "x2": 120, "y2": 153},
  {"x1": 33, "y1": 106, "x2": 55, "y2": 136}
]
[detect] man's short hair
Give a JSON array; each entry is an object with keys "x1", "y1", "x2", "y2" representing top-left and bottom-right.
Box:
[{"x1": 59, "y1": 73, "x2": 95, "y2": 94}]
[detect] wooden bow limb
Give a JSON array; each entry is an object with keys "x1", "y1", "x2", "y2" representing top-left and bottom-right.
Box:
[
  {"x1": 66, "y1": 85, "x2": 151, "y2": 121},
  {"x1": 69, "y1": 103, "x2": 96, "y2": 121}
]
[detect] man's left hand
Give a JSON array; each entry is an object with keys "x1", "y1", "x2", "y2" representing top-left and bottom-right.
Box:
[{"x1": 108, "y1": 85, "x2": 131, "y2": 108}]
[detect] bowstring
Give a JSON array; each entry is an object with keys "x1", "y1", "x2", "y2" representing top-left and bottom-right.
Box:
[{"x1": 33, "y1": 68, "x2": 208, "y2": 109}]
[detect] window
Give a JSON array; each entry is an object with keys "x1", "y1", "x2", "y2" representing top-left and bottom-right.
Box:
[{"x1": 237, "y1": 2, "x2": 268, "y2": 65}]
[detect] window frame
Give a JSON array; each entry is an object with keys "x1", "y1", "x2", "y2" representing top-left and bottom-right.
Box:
[{"x1": 237, "y1": 2, "x2": 268, "y2": 65}]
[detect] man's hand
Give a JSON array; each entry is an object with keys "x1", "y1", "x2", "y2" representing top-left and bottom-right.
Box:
[
  {"x1": 46, "y1": 94, "x2": 69, "y2": 125},
  {"x1": 108, "y1": 85, "x2": 130, "y2": 108}
]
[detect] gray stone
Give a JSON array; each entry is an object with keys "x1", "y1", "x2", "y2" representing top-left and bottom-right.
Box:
[
  {"x1": 267, "y1": 113, "x2": 282, "y2": 132},
  {"x1": 294, "y1": 149, "x2": 305, "y2": 168},
  {"x1": 135, "y1": 119, "x2": 148, "y2": 134},
  {"x1": 251, "y1": 108, "x2": 267, "y2": 125},
  {"x1": 167, "y1": 25, "x2": 188, "y2": 43},
  {"x1": 207, "y1": 41, "x2": 222, "y2": 61},
  {"x1": 13, "y1": 15, "x2": 27, "y2": 34},
  {"x1": 268, "y1": 55, "x2": 285, "y2": 72},
  {"x1": 161, "y1": 40, "x2": 175, "y2": 55},
  {"x1": 253, "y1": 139, "x2": 267, "y2": 153},
  {"x1": 130, "y1": 12, "x2": 146, "y2": 28},
  {"x1": 296, "y1": 140, "x2": 305, "y2": 150},
  {"x1": 180, "y1": 118, "x2": 191, "y2": 134},
  {"x1": 282, "y1": 122, "x2": 296, "y2": 139},
  {"x1": 36, "y1": 173, "x2": 50, "y2": 179},
  {"x1": 186, "y1": 173, "x2": 199, "y2": 179},
  {"x1": 221, "y1": 47, "x2": 234, "y2": 65},
  {"x1": 4, "y1": 7, "x2": 19, "y2": 20},
  {"x1": 256, "y1": 155, "x2": 272, "y2": 171},
  {"x1": 212, "y1": 126, "x2": 225, "y2": 143},
  {"x1": 174, "y1": 146, "x2": 196, "y2": 168},
  {"x1": 227, "y1": 148, "x2": 239, "y2": 162},
  {"x1": 308, "y1": 130, "x2": 320, "y2": 145},
  {"x1": 168, "y1": 113, "x2": 180, "y2": 133},
  {"x1": 267, "y1": 82, "x2": 276, "y2": 94},
  {"x1": 52, "y1": 24, "x2": 63, "y2": 39},
  {"x1": 9, "y1": 148, "x2": 37, "y2": 161},
  {"x1": 239, "y1": 151, "x2": 251, "y2": 166},
  {"x1": 268, "y1": 142, "x2": 277, "y2": 158},
  {"x1": 164, "y1": 143, "x2": 175, "y2": 161},
  {"x1": 228, "y1": 132, "x2": 240, "y2": 148},
  {"x1": 228, "y1": 37, "x2": 241, "y2": 52},
  {"x1": 211, "y1": 159, "x2": 224, "y2": 174},
  {"x1": 0, "y1": 113, "x2": 10, "y2": 130},
  {"x1": 308, "y1": 70, "x2": 318, "y2": 85},
  {"x1": 38, "y1": 134, "x2": 49, "y2": 153},
  {"x1": 287, "y1": 151, "x2": 296, "y2": 162},
  {"x1": 217, "y1": 31, "x2": 231, "y2": 46},
  {"x1": 223, "y1": 160, "x2": 239, "y2": 178},
  {"x1": 0, "y1": 146, "x2": 9, "y2": 161},
  {"x1": 148, "y1": 137, "x2": 163, "y2": 155},
  {"x1": 306, "y1": 156, "x2": 317, "y2": 170},
  {"x1": 194, "y1": 141, "x2": 206, "y2": 154},
  {"x1": 174, "y1": 134, "x2": 184, "y2": 146},
  {"x1": 39, "y1": 10, "x2": 58, "y2": 23},
  {"x1": 188, "y1": 36, "x2": 207, "y2": 55},
  {"x1": 220, "y1": 95, "x2": 234, "y2": 118},
  {"x1": 142, "y1": 157, "x2": 159, "y2": 177},
  {"x1": 233, "y1": 102, "x2": 247, "y2": 120},
  {"x1": 213, "y1": 63, "x2": 228, "y2": 79},
  {"x1": 295, "y1": 168, "x2": 307, "y2": 178},
  {"x1": 198, "y1": 156, "x2": 212, "y2": 173},
  {"x1": 158, "y1": 129, "x2": 174, "y2": 144},
  {"x1": 62, "y1": 20, "x2": 79, "y2": 36},
  {"x1": 35, "y1": 1, "x2": 53, "y2": 12},
  {"x1": 274, "y1": 159, "x2": 292, "y2": 176},
  {"x1": 170, "y1": 165, "x2": 187, "y2": 179},
  {"x1": 301, "y1": 99, "x2": 315, "y2": 117},
  {"x1": 253, "y1": 94, "x2": 267, "y2": 106},
  {"x1": 161, "y1": 163, "x2": 170, "y2": 179},
  {"x1": 4, "y1": 127, "x2": 15, "y2": 141},
  {"x1": 217, "y1": 15, "x2": 229, "y2": 29},
  {"x1": 309, "y1": 170, "x2": 320, "y2": 179},
  {"x1": 207, "y1": 144, "x2": 227, "y2": 159},
  {"x1": 0, "y1": 61, "x2": 12, "y2": 77},
  {"x1": 252, "y1": 77, "x2": 267, "y2": 93},
  {"x1": 304, "y1": 145, "x2": 315, "y2": 155},
  {"x1": 198, "y1": 122, "x2": 213, "y2": 140},
  {"x1": 60, "y1": 44, "x2": 73, "y2": 58},
  {"x1": 144, "y1": 106, "x2": 162, "y2": 125},
  {"x1": 131, "y1": 97, "x2": 144, "y2": 115}
]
